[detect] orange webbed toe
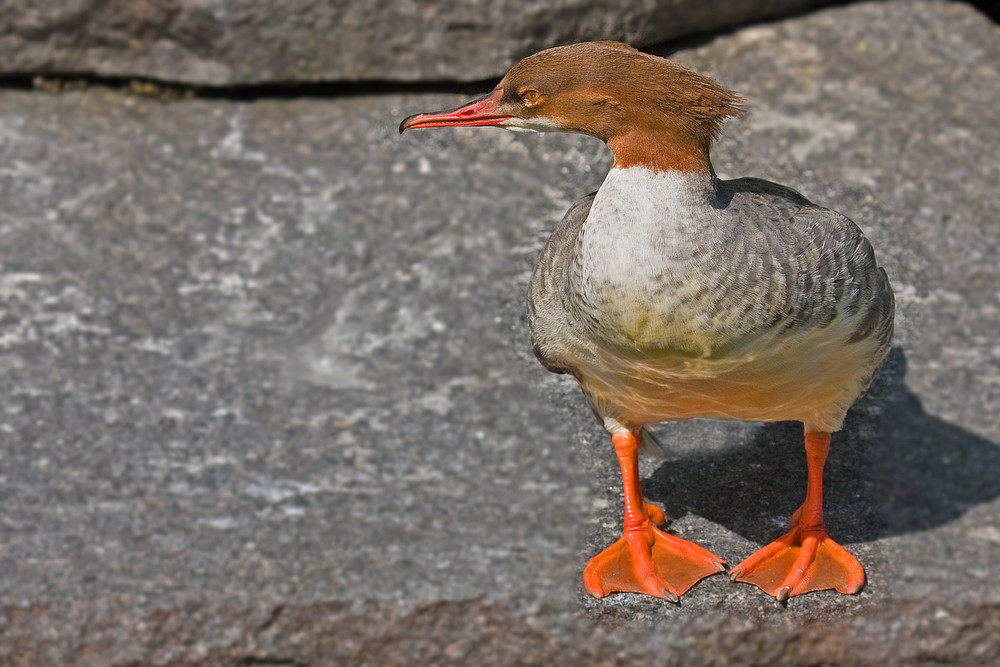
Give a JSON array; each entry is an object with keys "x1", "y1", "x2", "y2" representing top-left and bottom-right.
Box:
[
  {"x1": 584, "y1": 523, "x2": 726, "y2": 600},
  {"x1": 729, "y1": 431, "x2": 865, "y2": 601},
  {"x1": 730, "y1": 527, "x2": 864, "y2": 601},
  {"x1": 584, "y1": 431, "x2": 725, "y2": 600}
]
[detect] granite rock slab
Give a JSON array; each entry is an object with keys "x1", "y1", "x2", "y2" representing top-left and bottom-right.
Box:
[
  {"x1": 0, "y1": 0, "x2": 832, "y2": 85},
  {"x1": 0, "y1": 0, "x2": 998, "y2": 664}
]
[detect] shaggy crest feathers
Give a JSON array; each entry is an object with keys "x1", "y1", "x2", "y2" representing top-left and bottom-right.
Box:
[{"x1": 505, "y1": 41, "x2": 744, "y2": 145}]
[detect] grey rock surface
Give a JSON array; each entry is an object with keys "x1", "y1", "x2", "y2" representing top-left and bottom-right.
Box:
[
  {"x1": 0, "y1": 0, "x2": 833, "y2": 85},
  {"x1": 0, "y1": 0, "x2": 998, "y2": 664}
]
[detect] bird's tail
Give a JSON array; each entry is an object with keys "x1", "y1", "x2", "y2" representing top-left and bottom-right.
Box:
[{"x1": 638, "y1": 426, "x2": 670, "y2": 459}]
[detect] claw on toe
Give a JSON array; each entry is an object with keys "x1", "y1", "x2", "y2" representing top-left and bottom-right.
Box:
[{"x1": 730, "y1": 528, "x2": 864, "y2": 600}]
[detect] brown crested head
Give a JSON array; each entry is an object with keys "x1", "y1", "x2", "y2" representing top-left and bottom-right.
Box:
[
  {"x1": 401, "y1": 41, "x2": 744, "y2": 172},
  {"x1": 498, "y1": 42, "x2": 742, "y2": 141}
]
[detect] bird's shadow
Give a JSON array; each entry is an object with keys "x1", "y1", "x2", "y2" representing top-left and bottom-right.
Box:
[{"x1": 642, "y1": 347, "x2": 1000, "y2": 544}]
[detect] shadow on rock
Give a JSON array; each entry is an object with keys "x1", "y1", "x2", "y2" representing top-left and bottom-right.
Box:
[{"x1": 643, "y1": 347, "x2": 1000, "y2": 544}]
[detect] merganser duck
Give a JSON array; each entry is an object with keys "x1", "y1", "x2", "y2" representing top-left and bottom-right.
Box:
[{"x1": 400, "y1": 41, "x2": 894, "y2": 602}]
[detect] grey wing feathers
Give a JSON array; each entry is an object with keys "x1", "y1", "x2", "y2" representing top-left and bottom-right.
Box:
[
  {"x1": 527, "y1": 193, "x2": 595, "y2": 374},
  {"x1": 726, "y1": 177, "x2": 894, "y2": 348},
  {"x1": 788, "y1": 195, "x2": 895, "y2": 352},
  {"x1": 851, "y1": 266, "x2": 894, "y2": 348}
]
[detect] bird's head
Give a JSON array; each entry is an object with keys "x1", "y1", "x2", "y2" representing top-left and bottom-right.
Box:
[{"x1": 400, "y1": 41, "x2": 743, "y2": 172}]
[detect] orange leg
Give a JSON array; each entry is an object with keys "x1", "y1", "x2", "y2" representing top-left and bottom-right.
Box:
[
  {"x1": 730, "y1": 431, "x2": 865, "y2": 601},
  {"x1": 583, "y1": 431, "x2": 725, "y2": 601}
]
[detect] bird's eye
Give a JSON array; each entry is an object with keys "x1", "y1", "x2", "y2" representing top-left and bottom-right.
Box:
[{"x1": 521, "y1": 90, "x2": 543, "y2": 106}]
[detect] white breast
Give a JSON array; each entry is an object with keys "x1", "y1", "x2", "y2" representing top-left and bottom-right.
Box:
[
  {"x1": 579, "y1": 166, "x2": 717, "y2": 272},
  {"x1": 570, "y1": 166, "x2": 730, "y2": 353}
]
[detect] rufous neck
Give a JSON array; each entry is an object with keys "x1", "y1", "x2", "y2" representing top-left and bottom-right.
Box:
[{"x1": 606, "y1": 126, "x2": 714, "y2": 175}]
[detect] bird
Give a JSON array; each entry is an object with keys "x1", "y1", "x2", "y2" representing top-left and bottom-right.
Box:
[{"x1": 399, "y1": 41, "x2": 894, "y2": 602}]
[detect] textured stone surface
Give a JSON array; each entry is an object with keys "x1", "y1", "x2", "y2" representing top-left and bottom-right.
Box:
[
  {"x1": 1, "y1": 0, "x2": 998, "y2": 664},
  {"x1": 0, "y1": 0, "x2": 832, "y2": 85}
]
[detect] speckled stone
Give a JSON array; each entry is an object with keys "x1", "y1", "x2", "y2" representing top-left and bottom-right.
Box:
[
  {"x1": 0, "y1": 0, "x2": 832, "y2": 85},
  {"x1": 0, "y1": 1, "x2": 998, "y2": 664}
]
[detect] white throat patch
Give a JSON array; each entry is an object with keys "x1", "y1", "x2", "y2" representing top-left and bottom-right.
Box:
[{"x1": 499, "y1": 116, "x2": 564, "y2": 133}]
